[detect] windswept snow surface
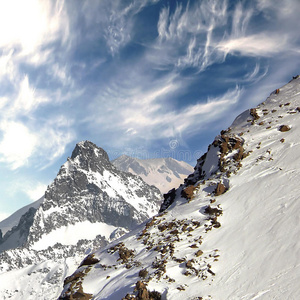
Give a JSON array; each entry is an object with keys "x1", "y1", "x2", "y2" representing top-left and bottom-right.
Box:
[
  {"x1": 204, "y1": 79, "x2": 300, "y2": 300},
  {"x1": 60, "y1": 77, "x2": 300, "y2": 300}
]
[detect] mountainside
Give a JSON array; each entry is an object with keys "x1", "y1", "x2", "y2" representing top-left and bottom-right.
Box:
[
  {"x1": 0, "y1": 196, "x2": 44, "y2": 237},
  {"x1": 0, "y1": 141, "x2": 162, "y2": 299},
  {"x1": 112, "y1": 156, "x2": 194, "y2": 194},
  {"x1": 60, "y1": 76, "x2": 300, "y2": 300}
]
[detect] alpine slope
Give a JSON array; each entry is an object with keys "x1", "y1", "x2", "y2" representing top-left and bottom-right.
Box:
[{"x1": 59, "y1": 76, "x2": 300, "y2": 300}]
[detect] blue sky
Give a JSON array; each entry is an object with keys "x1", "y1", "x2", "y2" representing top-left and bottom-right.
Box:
[{"x1": 1, "y1": 0, "x2": 300, "y2": 220}]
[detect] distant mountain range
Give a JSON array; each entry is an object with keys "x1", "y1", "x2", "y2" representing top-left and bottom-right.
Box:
[
  {"x1": 59, "y1": 76, "x2": 300, "y2": 300},
  {"x1": 112, "y1": 155, "x2": 194, "y2": 194}
]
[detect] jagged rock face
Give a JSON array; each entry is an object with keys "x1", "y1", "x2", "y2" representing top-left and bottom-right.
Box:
[
  {"x1": 0, "y1": 207, "x2": 37, "y2": 252},
  {"x1": 0, "y1": 141, "x2": 161, "y2": 251},
  {"x1": 26, "y1": 140, "x2": 162, "y2": 247},
  {"x1": 160, "y1": 132, "x2": 246, "y2": 212}
]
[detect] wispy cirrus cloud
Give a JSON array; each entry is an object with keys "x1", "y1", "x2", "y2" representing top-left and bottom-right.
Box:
[
  {"x1": 0, "y1": 92, "x2": 74, "y2": 170},
  {"x1": 217, "y1": 34, "x2": 289, "y2": 57},
  {"x1": 120, "y1": 84, "x2": 242, "y2": 143},
  {"x1": 217, "y1": 1, "x2": 289, "y2": 58},
  {"x1": 0, "y1": 74, "x2": 46, "y2": 169},
  {"x1": 87, "y1": 56, "x2": 242, "y2": 150},
  {"x1": 0, "y1": 41, "x2": 75, "y2": 170},
  {"x1": 151, "y1": 0, "x2": 228, "y2": 71},
  {"x1": 148, "y1": 0, "x2": 299, "y2": 76},
  {"x1": 0, "y1": 73, "x2": 74, "y2": 171},
  {"x1": 76, "y1": 0, "x2": 159, "y2": 56},
  {"x1": 218, "y1": 0, "x2": 300, "y2": 58}
]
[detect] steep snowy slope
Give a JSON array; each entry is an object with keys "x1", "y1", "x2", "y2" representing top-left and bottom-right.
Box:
[
  {"x1": 0, "y1": 141, "x2": 162, "y2": 299},
  {"x1": 59, "y1": 76, "x2": 300, "y2": 300},
  {"x1": 0, "y1": 196, "x2": 44, "y2": 236},
  {"x1": 112, "y1": 156, "x2": 194, "y2": 194}
]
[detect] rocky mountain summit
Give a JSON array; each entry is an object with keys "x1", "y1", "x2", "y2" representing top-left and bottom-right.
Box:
[
  {"x1": 0, "y1": 141, "x2": 162, "y2": 299},
  {"x1": 59, "y1": 76, "x2": 300, "y2": 300},
  {"x1": 112, "y1": 156, "x2": 194, "y2": 194}
]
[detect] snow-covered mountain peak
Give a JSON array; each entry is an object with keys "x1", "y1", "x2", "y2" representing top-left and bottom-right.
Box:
[
  {"x1": 0, "y1": 141, "x2": 162, "y2": 299},
  {"x1": 32, "y1": 141, "x2": 162, "y2": 248},
  {"x1": 71, "y1": 140, "x2": 110, "y2": 168},
  {"x1": 55, "y1": 140, "x2": 111, "y2": 177},
  {"x1": 112, "y1": 155, "x2": 194, "y2": 194}
]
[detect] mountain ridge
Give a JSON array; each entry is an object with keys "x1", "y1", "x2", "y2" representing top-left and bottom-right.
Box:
[
  {"x1": 0, "y1": 196, "x2": 44, "y2": 237},
  {"x1": 112, "y1": 155, "x2": 194, "y2": 194}
]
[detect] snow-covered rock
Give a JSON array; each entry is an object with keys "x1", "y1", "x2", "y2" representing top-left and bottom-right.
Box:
[
  {"x1": 59, "y1": 76, "x2": 300, "y2": 300},
  {"x1": 0, "y1": 141, "x2": 162, "y2": 299},
  {"x1": 112, "y1": 156, "x2": 194, "y2": 194},
  {"x1": 0, "y1": 197, "x2": 44, "y2": 236}
]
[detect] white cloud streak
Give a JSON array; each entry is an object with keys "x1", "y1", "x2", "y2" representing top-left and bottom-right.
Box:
[
  {"x1": 217, "y1": 34, "x2": 288, "y2": 57},
  {"x1": 0, "y1": 121, "x2": 37, "y2": 169},
  {"x1": 0, "y1": 0, "x2": 71, "y2": 93},
  {"x1": 24, "y1": 182, "x2": 47, "y2": 202},
  {"x1": 139, "y1": 85, "x2": 242, "y2": 139},
  {"x1": 10, "y1": 76, "x2": 49, "y2": 115},
  {"x1": 218, "y1": 0, "x2": 299, "y2": 58},
  {"x1": 0, "y1": 114, "x2": 74, "y2": 170}
]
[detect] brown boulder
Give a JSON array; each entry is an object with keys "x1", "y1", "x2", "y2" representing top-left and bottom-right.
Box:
[
  {"x1": 80, "y1": 254, "x2": 99, "y2": 267},
  {"x1": 204, "y1": 205, "x2": 222, "y2": 216},
  {"x1": 181, "y1": 185, "x2": 196, "y2": 200},
  {"x1": 186, "y1": 260, "x2": 193, "y2": 269},
  {"x1": 195, "y1": 250, "x2": 203, "y2": 257},
  {"x1": 279, "y1": 125, "x2": 291, "y2": 132},
  {"x1": 214, "y1": 182, "x2": 227, "y2": 196},
  {"x1": 139, "y1": 269, "x2": 148, "y2": 279}
]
